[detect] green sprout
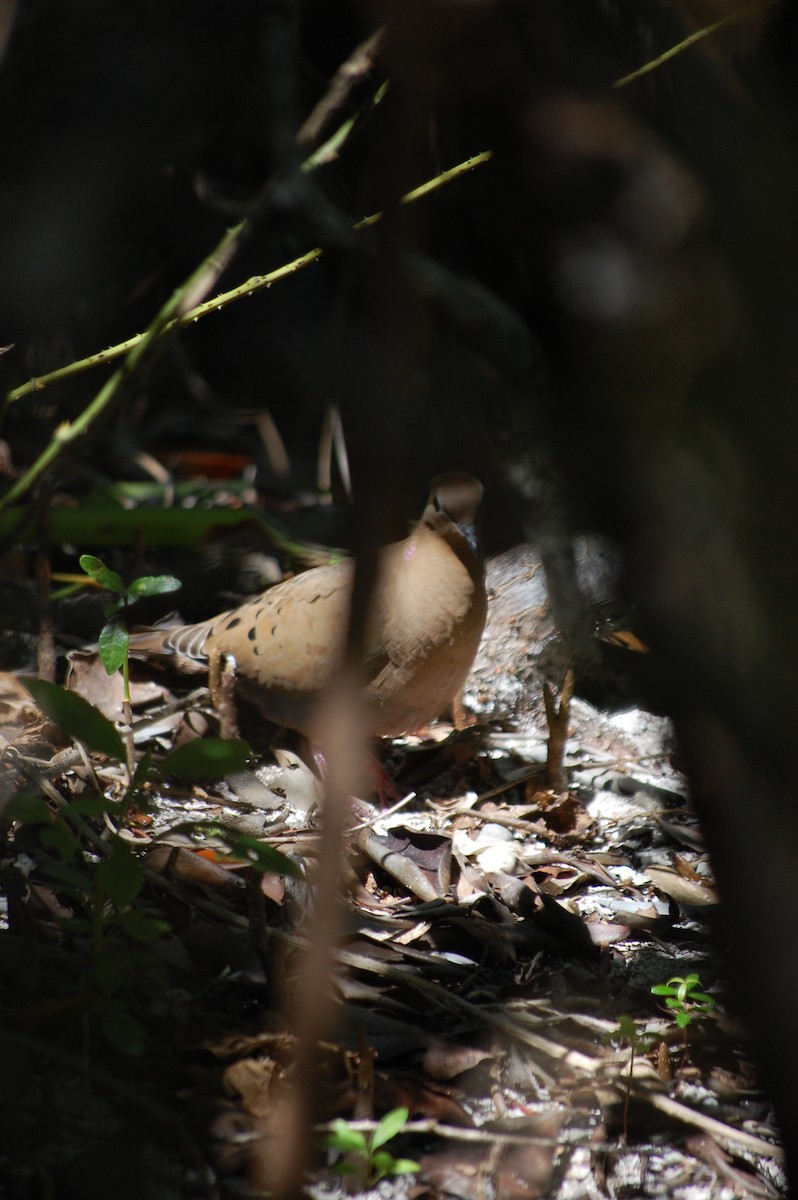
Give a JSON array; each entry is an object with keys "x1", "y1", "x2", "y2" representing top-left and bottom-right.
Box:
[
  {"x1": 78, "y1": 554, "x2": 180, "y2": 776},
  {"x1": 651, "y1": 973, "x2": 715, "y2": 1030},
  {"x1": 606, "y1": 1015, "x2": 659, "y2": 1141},
  {"x1": 652, "y1": 972, "x2": 716, "y2": 1064},
  {"x1": 79, "y1": 554, "x2": 181, "y2": 705},
  {"x1": 325, "y1": 1107, "x2": 420, "y2": 1186}
]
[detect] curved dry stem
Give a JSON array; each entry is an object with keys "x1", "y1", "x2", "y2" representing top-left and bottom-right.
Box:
[
  {"x1": 2, "y1": 0, "x2": 762, "y2": 509},
  {"x1": 5, "y1": 149, "x2": 492, "y2": 412},
  {"x1": 0, "y1": 218, "x2": 247, "y2": 511},
  {"x1": 614, "y1": 0, "x2": 781, "y2": 90}
]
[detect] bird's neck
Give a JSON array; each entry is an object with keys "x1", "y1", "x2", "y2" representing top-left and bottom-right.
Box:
[{"x1": 410, "y1": 521, "x2": 484, "y2": 584}]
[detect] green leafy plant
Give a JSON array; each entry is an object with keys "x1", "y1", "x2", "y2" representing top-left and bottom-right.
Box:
[
  {"x1": 325, "y1": 1107, "x2": 420, "y2": 1186},
  {"x1": 650, "y1": 973, "x2": 715, "y2": 1030},
  {"x1": 7, "y1": 745, "x2": 297, "y2": 1056},
  {"x1": 24, "y1": 676, "x2": 126, "y2": 759},
  {"x1": 5, "y1": 785, "x2": 166, "y2": 1054},
  {"x1": 21, "y1": 676, "x2": 253, "y2": 814},
  {"x1": 79, "y1": 553, "x2": 181, "y2": 703},
  {"x1": 14, "y1": 677, "x2": 295, "y2": 1054},
  {"x1": 13, "y1": 555, "x2": 303, "y2": 1058},
  {"x1": 651, "y1": 972, "x2": 715, "y2": 1063}
]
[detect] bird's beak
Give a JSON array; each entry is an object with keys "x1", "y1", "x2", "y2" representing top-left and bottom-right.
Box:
[{"x1": 457, "y1": 522, "x2": 479, "y2": 556}]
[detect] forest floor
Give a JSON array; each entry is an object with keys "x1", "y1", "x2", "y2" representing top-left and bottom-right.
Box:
[{"x1": 0, "y1": 541, "x2": 786, "y2": 1200}]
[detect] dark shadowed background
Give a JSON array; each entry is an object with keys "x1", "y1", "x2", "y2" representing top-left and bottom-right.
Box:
[{"x1": 3, "y1": 0, "x2": 798, "y2": 1189}]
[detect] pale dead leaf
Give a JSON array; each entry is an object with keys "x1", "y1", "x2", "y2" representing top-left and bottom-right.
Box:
[{"x1": 646, "y1": 864, "x2": 718, "y2": 906}]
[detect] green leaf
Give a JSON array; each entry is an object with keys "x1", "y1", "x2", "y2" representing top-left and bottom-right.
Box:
[
  {"x1": 212, "y1": 828, "x2": 301, "y2": 875},
  {"x1": 43, "y1": 859, "x2": 93, "y2": 893},
  {"x1": 23, "y1": 678, "x2": 125, "y2": 760},
  {"x1": 68, "y1": 795, "x2": 117, "y2": 818},
  {"x1": 372, "y1": 1107, "x2": 409, "y2": 1150},
  {"x1": 5, "y1": 792, "x2": 54, "y2": 825},
  {"x1": 161, "y1": 737, "x2": 251, "y2": 780},
  {"x1": 40, "y1": 824, "x2": 81, "y2": 861},
  {"x1": 57, "y1": 915, "x2": 93, "y2": 936},
  {"x1": 675, "y1": 1012, "x2": 692, "y2": 1029},
  {"x1": 79, "y1": 554, "x2": 125, "y2": 595},
  {"x1": 651, "y1": 984, "x2": 676, "y2": 997},
  {"x1": 1, "y1": 502, "x2": 309, "y2": 551},
  {"x1": 98, "y1": 619, "x2": 129, "y2": 675},
  {"x1": 388, "y1": 1158, "x2": 420, "y2": 1176},
  {"x1": 132, "y1": 747, "x2": 154, "y2": 785},
  {"x1": 118, "y1": 911, "x2": 170, "y2": 944},
  {"x1": 97, "y1": 840, "x2": 144, "y2": 908},
  {"x1": 327, "y1": 1122, "x2": 368, "y2": 1154},
  {"x1": 101, "y1": 596, "x2": 122, "y2": 620},
  {"x1": 166, "y1": 821, "x2": 301, "y2": 876},
  {"x1": 370, "y1": 1151, "x2": 397, "y2": 1181},
  {"x1": 616, "y1": 1015, "x2": 637, "y2": 1040},
  {"x1": 127, "y1": 574, "x2": 182, "y2": 598},
  {"x1": 101, "y1": 1005, "x2": 147, "y2": 1056}
]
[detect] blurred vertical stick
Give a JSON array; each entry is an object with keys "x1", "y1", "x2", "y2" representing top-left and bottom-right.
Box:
[{"x1": 255, "y1": 677, "x2": 367, "y2": 1198}]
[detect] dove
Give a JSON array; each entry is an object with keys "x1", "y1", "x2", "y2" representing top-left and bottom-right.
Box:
[{"x1": 130, "y1": 472, "x2": 487, "y2": 737}]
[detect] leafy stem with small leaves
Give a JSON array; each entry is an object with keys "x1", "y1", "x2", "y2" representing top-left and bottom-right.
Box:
[
  {"x1": 325, "y1": 1107, "x2": 419, "y2": 1187},
  {"x1": 651, "y1": 972, "x2": 715, "y2": 1060},
  {"x1": 79, "y1": 553, "x2": 180, "y2": 708},
  {"x1": 607, "y1": 1015, "x2": 659, "y2": 1141},
  {"x1": 78, "y1": 553, "x2": 180, "y2": 774},
  {"x1": 651, "y1": 972, "x2": 715, "y2": 1029}
]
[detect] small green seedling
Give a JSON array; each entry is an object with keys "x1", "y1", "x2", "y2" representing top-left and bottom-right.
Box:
[
  {"x1": 79, "y1": 554, "x2": 181, "y2": 697},
  {"x1": 651, "y1": 972, "x2": 715, "y2": 1030},
  {"x1": 326, "y1": 1106, "x2": 420, "y2": 1186},
  {"x1": 79, "y1": 554, "x2": 180, "y2": 776},
  {"x1": 652, "y1": 972, "x2": 716, "y2": 1065},
  {"x1": 606, "y1": 1015, "x2": 659, "y2": 1141}
]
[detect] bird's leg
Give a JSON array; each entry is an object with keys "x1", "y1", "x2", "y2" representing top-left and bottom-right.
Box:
[
  {"x1": 208, "y1": 649, "x2": 240, "y2": 740},
  {"x1": 450, "y1": 690, "x2": 477, "y2": 731},
  {"x1": 543, "y1": 667, "x2": 574, "y2": 793},
  {"x1": 310, "y1": 745, "x2": 327, "y2": 779}
]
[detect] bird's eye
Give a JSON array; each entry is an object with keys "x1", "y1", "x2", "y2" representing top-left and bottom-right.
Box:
[{"x1": 433, "y1": 495, "x2": 442, "y2": 513}]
